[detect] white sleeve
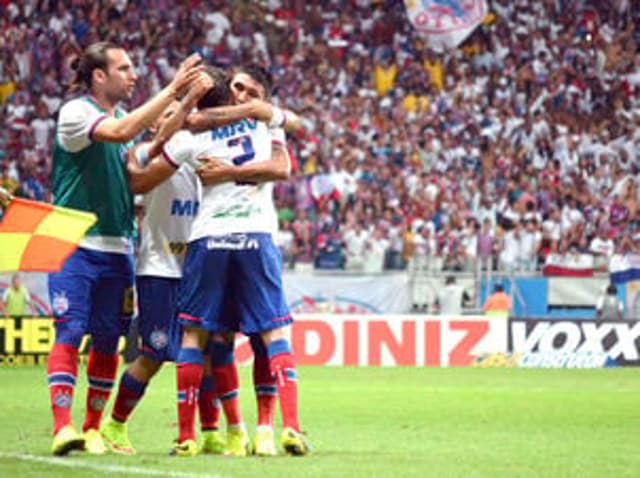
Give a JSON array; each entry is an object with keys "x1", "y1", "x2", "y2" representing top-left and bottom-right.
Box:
[
  {"x1": 161, "y1": 131, "x2": 196, "y2": 169},
  {"x1": 2, "y1": 289, "x2": 8, "y2": 302},
  {"x1": 56, "y1": 99, "x2": 108, "y2": 153},
  {"x1": 269, "y1": 127, "x2": 287, "y2": 148},
  {"x1": 134, "y1": 143, "x2": 151, "y2": 167}
]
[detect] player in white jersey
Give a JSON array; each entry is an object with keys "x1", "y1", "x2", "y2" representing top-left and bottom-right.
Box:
[
  {"x1": 98, "y1": 76, "x2": 210, "y2": 454},
  {"x1": 101, "y1": 65, "x2": 300, "y2": 456},
  {"x1": 169, "y1": 65, "x2": 310, "y2": 457}
]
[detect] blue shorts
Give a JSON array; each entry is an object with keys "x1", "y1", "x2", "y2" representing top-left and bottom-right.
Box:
[
  {"x1": 48, "y1": 247, "x2": 135, "y2": 342},
  {"x1": 136, "y1": 276, "x2": 181, "y2": 362},
  {"x1": 177, "y1": 234, "x2": 292, "y2": 335}
]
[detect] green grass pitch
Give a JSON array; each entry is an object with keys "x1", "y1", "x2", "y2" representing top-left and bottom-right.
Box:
[{"x1": 0, "y1": 365, "x2": 638, "y2": 477}]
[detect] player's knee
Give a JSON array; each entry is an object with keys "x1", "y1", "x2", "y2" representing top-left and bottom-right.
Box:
[
  {"x1": 182, "y1": 326, "x2": 208, "y2": 349},
  {"x1": 55, "y1": 328, "x2": 84, "y2": 349},
  {"x1": 90, "y1": 334, "x2": 120, "y2": 354},
  {"x1": 261, "y1": 326, "x2": 288, "y2": 346},
  {"x1": 210, "y1": 339, "x2": 234, "y2": 366},
  {"x1": 249, "y1": 334, "x2": 267, "y2": 357},
  {"x1": 131, "y1": 355, "x2": 162, "y2": 380}
]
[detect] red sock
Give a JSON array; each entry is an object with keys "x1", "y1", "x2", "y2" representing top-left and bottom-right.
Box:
[
  {"x1": 198, "y1": 375, "x2": 220, "y2": 431},
  {"x1": 253, "y1": 354, "x2": 277, "y2": 427},
  {"x1": 177, "y1": 352, "x2": 203, "y2": 442},
  {"x1": 111, "y1": 371, "x2": 147, "y2": 423},
  {"x1": 268, "y1": 340, "x2": 300, "y2": 432},
  {"x1": 47, "y1": 343, "x2": 78, "y2": 435},
  {"x1": 83, "y1": 349, "x2": 118, "y2": 432},
  {"x1": 212, "y1": 362, "x2": 242, "y2": 427}
]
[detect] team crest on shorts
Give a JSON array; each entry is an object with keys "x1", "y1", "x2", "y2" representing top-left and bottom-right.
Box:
[
  {"x1": 52, "y1": 292, "x2": 69, "y2": 315},
  {"x1": 150, "y1": 330, "x2": 169, "y2": 350}
]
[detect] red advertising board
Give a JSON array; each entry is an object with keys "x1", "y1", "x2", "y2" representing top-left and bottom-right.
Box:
[{"x1": 234, "y1": 315, "x2": 507, "y2": 367}]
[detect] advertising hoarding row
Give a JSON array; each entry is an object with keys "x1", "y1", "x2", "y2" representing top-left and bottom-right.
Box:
[{"x1": 2, "y1": 315, "x2": 637, "y2": 367}]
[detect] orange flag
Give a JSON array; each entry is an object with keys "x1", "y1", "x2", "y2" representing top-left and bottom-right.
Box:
[{"x1": 0, "y1": 198, "x2": 96, "y2": 272}]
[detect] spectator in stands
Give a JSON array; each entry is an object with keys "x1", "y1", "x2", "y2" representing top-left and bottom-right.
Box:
[
  {"x1": 343, "y1": 221, "x2": 369, "y2": 271},
  {"x1": 477, "y1": 217, "x2": 495, "y2": 271},
  {"x1": 1, "y1": 0, "x2": 639, "y2": 273},
  {"x1": 595, "y1": 283, "x2": 624, "y2": 320},
  {"x1": 433, "y1": 276, "x2": 470, "y2": 316},
  {"x1": 519, "y1": 219, "x2": 541, "y2": 272},
  {"x1": 277, "y1": 219, "x2": 296, "y2": 270},
  {"x1": 589, "y1": 226, "x2": 615, "y2": 270}
]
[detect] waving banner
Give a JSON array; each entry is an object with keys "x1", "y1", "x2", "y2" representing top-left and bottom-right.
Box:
[{"x1": 404, "y1": 0, "x2": 488, "y2": 50}]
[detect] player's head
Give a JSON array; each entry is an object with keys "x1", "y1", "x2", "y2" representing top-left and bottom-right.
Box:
[
  {"x1": 229, "y1": 63, "x2": 273, "y2": 104},
  {"x1": 493, "y1": 283, "x2": 503, "y2": 293},
  {"x1": 70, "y1": 41, "x2": 137, "y2": 103},
  {"x1": 197, "y1": 66, "x2": 231, "y2": 109}
]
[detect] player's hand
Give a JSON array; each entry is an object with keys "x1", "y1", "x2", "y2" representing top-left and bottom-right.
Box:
[
  {"x1": 169, "y1": 53, "x2": 203, "y2": 97},
  {"x1": 196, "y1": 157, "x2": 234, "y2": 185},
  {"x1": 182, "y1": 71, "x2": 214, "y2": 107}
]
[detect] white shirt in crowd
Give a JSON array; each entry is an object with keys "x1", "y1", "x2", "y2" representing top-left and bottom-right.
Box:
[
  {"x1": 519, "y1": 230, "x2": 541, "y2": 261},
  {"x1": 589, "y1": 236, "x2": 615, "y2": 257},
  {"x1": 436, "y1": 283, "x2": 466, "y2": 315}
]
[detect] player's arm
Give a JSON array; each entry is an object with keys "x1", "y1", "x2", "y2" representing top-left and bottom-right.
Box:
[
  {"x1": 145, "y1": 72, "x2": 214, "y2": 160},
  {"x1": 197, "y1": 142, "x2": 290, "y2": 186},
  {"x1": 126, "y1": 143, "x2": 176, "y2": 194},
  {"x1": 92, "y1": 54, "x2": 203, "y2": 143},
  {"x1": 0, "y1": 290, "x2": 8, "y2": 317},
  {"x1": 185, "y1": 100, "x2": 303, "y2": 134},
  {"x1": 126, "y1": 74, "x2": 213, "y2": 194}
]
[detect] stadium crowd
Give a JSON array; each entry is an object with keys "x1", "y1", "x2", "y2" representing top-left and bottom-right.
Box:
[{"x1": 1, "y1": 0, "x2": 639, "y2": 274}]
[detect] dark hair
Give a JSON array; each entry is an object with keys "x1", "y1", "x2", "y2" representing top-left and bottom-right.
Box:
[
  {"x1": 197, "y1": 66, "x2": 231, "y2": 109},
  {"x1": 494, "y1": 283, "x2": 504, "y2": 293},
  {"x1": 606, "y1": 284, "x2": 617, "y2": 295},
  {"x1": 69, "y1": 41, "x2": 121, "y2": 92},
  {"x1": 238, "y1": 63, "x2": 273, "y2": 95},
  {"x1": 445, "y1": 276, "x2": 455, "y2": 285}
]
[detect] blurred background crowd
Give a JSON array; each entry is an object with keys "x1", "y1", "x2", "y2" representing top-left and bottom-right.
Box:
[{"x1": 0, "y1": 0, "x2": 639, "y2": 275}]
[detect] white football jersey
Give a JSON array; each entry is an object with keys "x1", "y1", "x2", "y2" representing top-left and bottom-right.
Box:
[
  {"x1": 136, "y1": 145, "x2": 200, "y2": 278},
  {"x1": 162, "y1": 119, "x2": 285, "y2": 241}
]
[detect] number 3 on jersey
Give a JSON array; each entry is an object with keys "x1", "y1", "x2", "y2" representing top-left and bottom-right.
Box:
[
  {"x1": 228, "y1": 135, "x2": 255, "y2": 166},
  {"x1": 227, "y1": 135, "x2": 256, "y2": 185}
]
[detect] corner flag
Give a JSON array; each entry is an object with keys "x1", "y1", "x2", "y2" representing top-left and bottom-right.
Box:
[{"x1": 0, "y1": 198, "x2": 96, "y2": 272}]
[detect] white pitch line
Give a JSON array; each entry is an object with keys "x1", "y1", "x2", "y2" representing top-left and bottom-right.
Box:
[{"x1": 0, "y1": 452, "x2": 224, "y2": 478}]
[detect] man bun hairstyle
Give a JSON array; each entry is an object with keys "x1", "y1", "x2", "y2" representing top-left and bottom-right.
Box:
[{"x1": 68, "y1": 41, "x2": 121, "y2": 92}]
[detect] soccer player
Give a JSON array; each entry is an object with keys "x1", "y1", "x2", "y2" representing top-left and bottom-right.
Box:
[
  {"x1": 99, "y1": 74, "x2": 213, "y2": 455},
  {"x1": 46, "y1": 41, "x2": 202, "y2": 456},
  {"x1": 100, "y1": 66, "x2": 288, "y2": 455},
  {"x1": 187, "y1": 67, "x2": 299, "y2": 457},
  {"x1": 169, "y1": 65, "x2": 310, "y2": 457}
]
